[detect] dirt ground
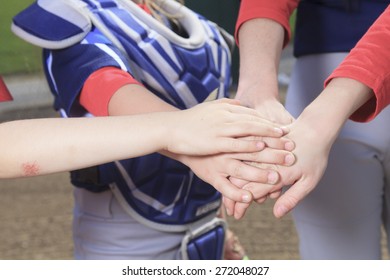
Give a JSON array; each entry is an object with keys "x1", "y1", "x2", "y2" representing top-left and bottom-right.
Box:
[
  {"x1": 0, "y1": 172, "x2": 301, "y2": 260},
  {"x1": 1, "y1": 170, "x2": 387, "y2": 260}
]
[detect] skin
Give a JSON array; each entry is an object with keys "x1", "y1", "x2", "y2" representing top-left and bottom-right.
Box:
[
  {"x1": 0, "y1": 98, "x2": 291, "y2": 181},
  {"x1": 222, "y1": 18, "x2": 295, "y2": 215},
  {"x1": 271, "y1": 78, "x2": 373, "y2": 218},
  {"x1": 229, "y1": 78, "x2": 373, "y2": 219}
]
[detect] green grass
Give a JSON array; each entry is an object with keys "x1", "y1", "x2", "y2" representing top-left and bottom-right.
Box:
[
  {"x1": 0, "y1": 0, "x2": 42, "y2": 75},
  {"x1": 290, "y1": 9, "x2": 297, "y2": 39}
]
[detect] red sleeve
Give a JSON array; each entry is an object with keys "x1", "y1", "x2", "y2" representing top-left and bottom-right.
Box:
[
  {"x1": 325, "y1": 6, "x2": 390, "y2": 122},
  {"x1": 0, "y1": 76, "x2": 13, "y2": 102},
  {"x1": 235, "y1": 0, "x2": 299, "y2": 47},
  {"x1": 80, "y1": 67, "x2": 142, "y2": 116}
]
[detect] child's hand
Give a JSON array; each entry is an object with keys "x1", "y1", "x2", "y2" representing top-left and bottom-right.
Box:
[{"x1": 164, "y1": 98, "x2": 289, "y2": 156}]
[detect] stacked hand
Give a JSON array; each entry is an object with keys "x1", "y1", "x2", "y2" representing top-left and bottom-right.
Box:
[
  {"x1": 224, "y1": 116, "x2": 331, "y2": 220},
  {"x1": 220, "y1": 77, "x2": 369, "y2": 220}
]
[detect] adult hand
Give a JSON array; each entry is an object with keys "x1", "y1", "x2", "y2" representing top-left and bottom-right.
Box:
[{"x1": 236, "y1": 84, "x2": 294, "y2": 126}]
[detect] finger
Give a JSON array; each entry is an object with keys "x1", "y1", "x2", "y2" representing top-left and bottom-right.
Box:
[
  {"x1": 223, "y1": 121, "x2": 285, "y2": 138},
  {"x1": 222, "y1": 196, "x2": 236, "y2": 216},
  {"x1": 269, "y1": 190, "x2": 282, "y2": 199},
  {"x1": 228, "y1": 177, "x2": 252, "y2": 219},
  {"x1": 226, "y1": 160, "x2": 280, "y2": 185},
  {"x1": 262, "y1": 137, "x2": 295, "y2": 151},
  {"x1": 233, "y1": 202, "x2": 251, "y2": 220},
  {"x1": 223, "y1": 102, "x2": 275, "y2": 117},
  {"x1": 213, "y1": 176, "x2": 253, "y2": 203},
  {"x1": 241, "y1": 182, "x2": 276, "y2": 200},
  {"x1": 273, "y1": 180, "x2": 312, "y2": 218},
  {"x1": 255, "y1": 196, "x2": 268, "y2": 204},
  {"x1": 229, "y1": 176, "x2": 249, "y2": 188},
  {"x1": 233, "y1": 148, "x2": 296, "y2": 166},
  {"x1": 237, "y1": 136, "x2": 295, "y2": 151},
  {"x1": 217, "y1": 138, "x2": 266, "y2": 154}
]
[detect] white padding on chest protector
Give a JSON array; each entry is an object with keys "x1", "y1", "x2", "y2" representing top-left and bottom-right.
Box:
[{"x1": 11, "y1": 0, "x2": 92, "y2": 49}]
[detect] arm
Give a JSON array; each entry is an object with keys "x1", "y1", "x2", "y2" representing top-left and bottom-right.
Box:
[
  {"x1": 0, "y1": 98, "x2": 284, "y2": 179},
  {"x1": 325, "y1": 6, "x2": 390, "y2": 122},
  {"x1": 223, "y1": 0, "x2": 299, "y2": 213},
  {"x1": 235, "y1": 0, "x2": 298, "y2": 124},
  {"x1": 236, "y1": 18, "x2": 292, "y2": 124},
  {"x1": 272, "y1": 7, "x2": 390, "y2": 218},
  {"x1": 230, "y1": 2, "x2": 390, "y2": 219},
  {"x1": 272, "y1": 78, "x2": 373, "y2": 218},
  {"x1": 236, "y1": 0, "x2": 299, "y2": 47}
]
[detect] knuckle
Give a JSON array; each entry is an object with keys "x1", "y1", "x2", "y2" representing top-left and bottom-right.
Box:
[
  {"x1": 230, "y1": 138, "x2": 241, "y2": 151},
  {"x1": 232, "y1": 163, "x2": 243, "y2": 178}
]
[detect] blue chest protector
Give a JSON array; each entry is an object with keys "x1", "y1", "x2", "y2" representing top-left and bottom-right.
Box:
[
  {"x1": 12, "y1": 0, "x2": 233, "y2": 259},
  {"x1": 294, "y1": 0, "x2": 390, "y2": 56}
]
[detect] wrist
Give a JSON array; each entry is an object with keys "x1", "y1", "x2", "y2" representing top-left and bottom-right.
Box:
[
  {"x1": 297, "y1": 77, "x2": 373, "y2": 146},
  {"x1": 296, "y1": 108, "x2": 340, "y2": 150},
  {"x1": 236, "y1": 78, "x2": 280, "y2": 109}
]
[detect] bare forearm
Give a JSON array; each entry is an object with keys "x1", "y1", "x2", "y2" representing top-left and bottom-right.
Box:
[
  {"x1": 0, "y1": 98, "x2": 286, "y2": 178},
  {"x1": 108, "y1": 83, "x2": 177, "y2": 115},
  {"x1": 0, "y1": 115, "x2": 165, "y2": 178},
  {"x1": 298, "y1": 77, "x2": 373, "y2": 146},
  {"x1": 107, "y1": 83, "x2": 183, "y2": 161},
  {"x1": 236, "y1": 18, "x2": 285, "y2": 106}
]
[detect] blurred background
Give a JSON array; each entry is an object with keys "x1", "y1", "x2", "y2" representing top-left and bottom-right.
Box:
[{"x1": 1, "y1": 2, "x2": 42, "y2": 75}]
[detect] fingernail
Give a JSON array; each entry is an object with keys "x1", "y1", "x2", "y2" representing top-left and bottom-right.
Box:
[
  {"x1": 284, "y1": 154, "x2": 295, "y2": 165},
  {"x1": 242, "y1": 194, "x2": 251, "y2": 203},
  {"x1": 281, "y1": 126, "x2": 290, "y2": 133},
  {"x1": 267, "y1": 171, "x2": 278, "y2": 184},
  {"x1": 276, "y1": 205, "x2": 288, "y2": 217},
  {"x1": 285, "y1": 141, "x2": 295, "y2": 151},
  {"x1": 256, "y1": 141, "x2": 265, "y2": 149}
]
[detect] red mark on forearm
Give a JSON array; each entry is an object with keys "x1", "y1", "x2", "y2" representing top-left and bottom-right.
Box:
[{"x1": 22, "y1": 162, "x2": 41, "y2": 176}]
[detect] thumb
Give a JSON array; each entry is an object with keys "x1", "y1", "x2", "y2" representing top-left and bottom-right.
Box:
[{"x1": 273, "y1": 179, "x2": 312, "y2": 218}]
